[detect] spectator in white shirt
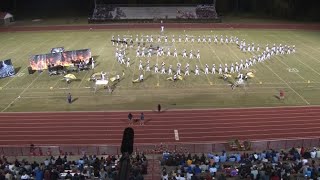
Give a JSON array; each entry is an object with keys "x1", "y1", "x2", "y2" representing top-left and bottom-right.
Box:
[
  {"x1": 310, "y1": 149, "x2": 317, "y2": 159},
  {"x1": 317, "y1": 149, "x2": 320, "y2": 158},
  {"x1": 213, "y1": 154, "x2": 220, "y2": 163},
  {"x1": 21, "y1": 172, "x2": 30, "y2": 180},
  {"x1": 302, "y1": 158, "x2": 308, "y2": 165},
  {"x1": 187, "y1": 172, "x2": 193, "y2": 180},
  {"x1": 44, "y1": 159, "x2": 50, "y2": 166},
  {"x1": 209, "y1": 165, "x2": 217, "y2": 176},
  {"x1": 162, "y1": 171, "x2": 168, "y2": 180}
]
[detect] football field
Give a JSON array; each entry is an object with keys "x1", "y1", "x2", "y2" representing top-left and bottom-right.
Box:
[{"x1": 0, "y1": 28, "x2": 320, "y2": 112}]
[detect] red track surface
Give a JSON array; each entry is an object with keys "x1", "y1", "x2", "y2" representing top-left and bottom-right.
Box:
[
  {"x1": 0, "y1": 106, "x2": 319, "y2": 146},
  {"x1": 1, "y1": 23, "x2": 320, "y2": 32}
]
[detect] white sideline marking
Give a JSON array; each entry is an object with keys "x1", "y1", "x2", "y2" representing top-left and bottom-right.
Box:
[
  {"x1": 174, "y1": 129, "x2": 179, "y2": 141},
  {"x1": 1, "y1": 73, "x2": 43, "y2": 112}
]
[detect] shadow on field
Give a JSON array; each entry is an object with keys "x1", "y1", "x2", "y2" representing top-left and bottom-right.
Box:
[
  {"x1": 274, "y1": 95, "x2": 280, "y2": 100},
  {"x1": 14, "y1": 67, "x2": 21, "y2": 74},
  {"x1": 71, "y1": 97, "x2": 78, "y2": 103}
]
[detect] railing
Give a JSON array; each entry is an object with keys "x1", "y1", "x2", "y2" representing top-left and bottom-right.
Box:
[{"x1": 1, "y1": 138, "x2": 320, "y2": 157}]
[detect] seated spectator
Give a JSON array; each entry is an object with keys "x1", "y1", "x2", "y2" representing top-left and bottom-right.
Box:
[
  {"x1": 250, "y1": 167, "x2": 259, "y2": 180},
  {"x1": 209, "y1": 165, "x2": 217, "y2": 176},
  {"x1": 194, "y1": 165, "x2": 201, "y2": 175},
  {"x1": 21, "y1": 172, "x2": 30, "y2": 180},
  {"x1": 162, "y1": 171, "x2": 168, "y2": 180},
  {"x1": 186, "y1": 171, "x2": 193, "y2": 180},
  {"x1": 310, "y1": 148, "x2": 317, "y2": 158}
]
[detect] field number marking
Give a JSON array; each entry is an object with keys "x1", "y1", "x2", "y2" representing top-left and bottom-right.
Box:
[
  {"x1": 174, "y1": 129, "x2": 179, "y2": 141},
  {"x1": 287, "y1": 68, "x2": 299, "y2": 73},
  {"x1": 15, "y1": 73, "x2": 25, "y2": 77}
]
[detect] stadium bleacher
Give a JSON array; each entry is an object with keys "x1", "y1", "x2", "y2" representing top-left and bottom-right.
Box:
[{"x1": 90, "y1": 5, "x2": 218, "y2": 21}]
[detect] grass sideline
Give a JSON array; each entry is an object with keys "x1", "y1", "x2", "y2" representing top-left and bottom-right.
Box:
[{"x1": 0, "y1": 29, "x2": 320, "y2": 112}]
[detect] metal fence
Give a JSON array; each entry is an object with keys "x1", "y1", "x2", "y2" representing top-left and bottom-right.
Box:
[{"x1": 1, "y1": 138, "x2": 320, "y2": 157}]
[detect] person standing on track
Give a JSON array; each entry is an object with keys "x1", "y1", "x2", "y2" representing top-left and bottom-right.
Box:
[
  {"x1": 140, "y1": 112, "x2": 145, "y2": 125},
  {"x1": 128, "y1": 113, "x2": 133, "y2": 125},
  {"x1": 158, "y1": 104, "x2": 161, "y2": 112}
]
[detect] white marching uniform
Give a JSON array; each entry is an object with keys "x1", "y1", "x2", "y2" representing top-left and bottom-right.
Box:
[
  {"x1": 185, "y1": 67, "x2": 190, "y2": 76},
  {"x1": 177, "y1": 66, "x2": 181, "y2": 75},
  {"x1": 204, "y1": 65, "x2": 209, "y2": 74},
  {"x1": 182, "y1": 51, "x2": 187, "y2": 58},
  {"x1": 154, "y1": 65, "x2": 159, "y2": 73},
  {"x1": 189, "y1": 51, "x2": 193, "y2": 59},
  {"x1": 139, "y1": 62, "x2": 143, "y2": 70},
  {"x1": 126, "y1": 58, "x2": 130, "y2": 67},
  {"x1": 230, "y1": 65, "x2": 234, "y2": 73},
  {"x1": 173, "y1": 50, "x2": 178, "y2": 57},
  {"x1": 161, "y1": 66, "x2": 166, "y2": 74},
  {"x1": 168, "y1": 66, "x2": 173, "y2": 75},
  {"x1": 167, "y1": 49, "x2": 171, "y2": 56},
  {"x1": 224, "y1": 65, "x2": 228, "y2": 73},
  {"x1": 212, "y1": 65, "x2": 216, "y2": 74},
  {"x1": 195, "y1": 67, "x2": 200, "y2": 75},
  {"x1": 196, "y1": 51, "x2": 200, "y2": 59}
]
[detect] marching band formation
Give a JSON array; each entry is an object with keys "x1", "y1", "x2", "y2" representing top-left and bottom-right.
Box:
[{"x1": 111, "y1": 30, "x2": 296, "y2": 88}]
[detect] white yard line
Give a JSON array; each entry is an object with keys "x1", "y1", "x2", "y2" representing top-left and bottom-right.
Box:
[
  {"x1": 1, "y1": 36, "x2": 54, "y2": 89},
  {"x1": 266, "y1": 36, "x2": 306, "y2": 81},
  {"x1": 187, "y1": 35, "x2": 212, "y2": 86},
  {"x1": 155, "y1": 51, "x2": 160, "y2": 87},
  {"x1": 1, "y1": 73, "x2": 43, "y2": 112},
  {"x1": 285, "y1": 32, "x2": 320, "y2": 64},
  {"x1": 263, "y1": 64, "x2": 310, "y2": 105},
  {"x1": 273, "y1": 33, "x2": 320, "y2": 77},
  {"x1": 77, "y1": 40, "x2": 106, "y2": 88},
  {"x1": 289, "y1": 31, "x2": 320, "y2": 56}
]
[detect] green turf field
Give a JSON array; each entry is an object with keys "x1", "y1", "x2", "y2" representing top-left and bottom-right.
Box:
[{"x1": 0, "y1": 29, "x2": 320, "y2": 112}]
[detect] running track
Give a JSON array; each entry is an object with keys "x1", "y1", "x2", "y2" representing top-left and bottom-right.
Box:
[{"x1": 0, "y1": 106, "x2": 320, "y2": 146}]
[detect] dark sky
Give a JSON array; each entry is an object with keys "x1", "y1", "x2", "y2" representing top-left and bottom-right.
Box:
[{"x1": 1, "y1": 0, "x2": 320, "y2": 20}]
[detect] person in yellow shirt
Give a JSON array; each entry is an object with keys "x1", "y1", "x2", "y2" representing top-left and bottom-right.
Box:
[{"x1": 187, "y1": 159, "x2": 193, "y2": 166}]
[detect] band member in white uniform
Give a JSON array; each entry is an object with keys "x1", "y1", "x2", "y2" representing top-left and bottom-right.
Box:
[
  {"x1": 189, "y1": 50, "x2": 194, "y2": 59},
  {"x1": 218, "y1": 64, "x2": 223, "y2": 74},
  {"x1": 167, "y1": 48, "x2": 171, "y2": 56},
  {"x1": 172, "y1": 35, "x2": 175, "y2": 43},
  {"x1": 196, "y1": 50, "x2": 200, "y2": 59},
  {"x1": 173, "y1": 49, "x2": 178, "y2": 57},
  {"x1": 204, "y1": 64, "x2": 209, "y2": 74},
  {"x1": 195, "y1": 65, "x2": 200, "y2": 75},
  {"x1": 168, "y1": 65, "x2": 173, "y2": 75},
  {"x1": 138, "y1": 60, "x2": 143, "y2": 70},
  {"x1": 182, "y1": 49, "x2": 187, "y2": 58},
  {"x1": 224, "y1": 64, "x2": 228, "y2": 73},
  {"x1": 154, "y1": 64, "x2": 159, "y2": 73},
  {"x1": 212, "y1": 64, "x2": 216, "y2": 74},
  {"x1": 146, "y1": 60, "x2": 150, "y2": 71}
]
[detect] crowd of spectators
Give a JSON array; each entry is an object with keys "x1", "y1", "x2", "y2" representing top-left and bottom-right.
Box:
[
  {"x1": 91, "y1": 5, "x2": 114, "y2": 20},
  {"x1": 91, "y1": 5, "x2": 126, "y2": 21},
  {"x1": 195, "y1": 5, "x2": 218, "y2": 19},
  {"x1": 176, "y1": 9, "x2": 196, "y2": 19},
  {"x1": 0, "y1": 153, "x2": 148, "y2": 180},
  {"x1": 160, "y1": 146, "x2": 320, "y2": 180}
]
